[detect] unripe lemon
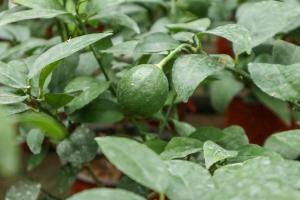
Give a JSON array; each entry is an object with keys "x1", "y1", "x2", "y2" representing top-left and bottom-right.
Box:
[{"x1": 117, "y1": 64, "x2": 169, "y2": 116}]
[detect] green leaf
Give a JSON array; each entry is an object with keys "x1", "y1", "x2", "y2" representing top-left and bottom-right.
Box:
[
  {"x1": 172, "y1": 119, "x2": 196, "y2": 136},
  {"x1": 213, "y1": 157, "x2": 300, "y2": 199},
  {"x1": 91, "y1": 13, "x2": 140, "y2": 34},
  {"x1": 38, "y1": 61, "x2": 60, "y2": 92},
  {"x1": 173, "y1": 32, "x2": 195, "y2": 44},
  {"x1": 0, "y1": 24, "x2": 31, "y2": 42},
  {"x1": 5, "y1": 181, "x2": 41, "y2": 200},
  {"x1": 14, "y1": 0, "x2": 63, "y2": 10},
  {"x1": 160, "y1": 137, "x2": 203, "y2": 160},
  {"x1": 218, "y1": 126, "x2": 249, "y2": 150},
  {"x1": 167, "y1": 18, "x2": 211, "y2": 32},
  {"x1": 206, "y1": 24, "x2": 251, "y2": 55},
  {"x1": 27, "y1": 147, "x2": 48, "y2": 171},
  {"x1": 67, "y1": 188, "x2": 146, "y2": 200},
  {"x1": 4, "y1": 103, "x2": 30, "y2": 116},
  {"x1": 253, "y1": 87, "x2": 291, "y2": 125},
  {"x1": 0, "y1": 92, "x2": 27, "y2": 105},
  {"x1": 231, "y1": 144, "x2": 283, "y2": 163},
  {"x1": 264, "y1": 129, "x2": 300, "y2": 160},
  {"x1": 272, "y1": 40, "x2": 300, "y2": 65},
  {"x1": 0, "y1": 9, "x2": 67, "y2": 27},
  {"x1": 96, "y1": 137, "x2": 169, "y2": 193},
  {"x1": 29, "y1": 33, "x2": 112, "y2": 78},
  {"x1": 45, "y1": 93, "x2": 75, "y2": 109},
  {"x1": 19, "y1": 112, "x2": 66, "y2": 141},
  {"x1": 165, "y1": 160, "x2": 215, "y2": 200},
  {"x1": 190, "y1": 127, "x2": 224, "y2": 142},
  {"x1": 209, "y1": 71, "x2": 243, "y2": 113},
  {"x1": 26, "y1": 129, "x2": 44, "y2": 155},
  {"x1": 0, "y1": 61, "x2": 28, "y2": 89},
  {"x1": 237, "y1": 1, "x2": 300, "y2": 47},
  {"x1": 135, "y1": 32, "x2": 180, "y2": 53},
  {"x1": 249, "y1": 62, "x2": 300, "y2": 102},
  {"x1": 118, "y1": 176, "x2": 150, "y2": 198},
  {"x1": 0, "y1": 38, "x2": 49, "y2": 60},
  {"x1": 57, "y1": 126, "x2": 98, "y2": 166},
  {"x1": 203, "y1": 141, "x2": 237, "y2": 169},
  {"x1": 172, "y1": 54, "x2": 226, "y2": 102},
  {"x1": 65, "y1": 77, "x2": 110, "y2": 113},
  {"x1": 0, "y1": 107, "x2": 20, "y2": 176},
  {"x1": 49, "y1": 54, "x2": 79, "y2": 93},
  {"x1": 72, "y1": 98, "x2": 124, "y2": 124},
  {"x1": 145, "y1": 139, "x2": 167, "y2": 154},
  {"x1": 57, "y1": 164, "x2": 80, "y2": 193},
  {"x1": 102, "y1": 41, "x2": 138, "y2": 55}
]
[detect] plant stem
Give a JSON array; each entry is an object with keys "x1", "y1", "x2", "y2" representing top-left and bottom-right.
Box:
[
  {"x1": 75, "y1": 14, "x2": 117, "y2": 95},
  {"x1": 225, "y1": 66, "x2": 251, "y2": 81},
  {"x1": 159, "y1": 93, "x2": 177, "y2": 135},
  {"x1": 85, "y1": 163, "x2": 103, "y2": 187},
  {"x1": 159, "y1": 193, "x2": 165, "y2": 200},
  {"x1": 157, "y1": 43, "x2": 194, "y2": 69}
]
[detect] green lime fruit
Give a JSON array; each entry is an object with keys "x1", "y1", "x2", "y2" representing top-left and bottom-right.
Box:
[{"x1": 117, "y1": 64, "x2": 169, "y2": 116}]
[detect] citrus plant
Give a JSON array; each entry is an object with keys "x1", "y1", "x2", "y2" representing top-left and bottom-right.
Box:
[{"x1": 1, "y1": 0, "x2": 300, "y2": 199}]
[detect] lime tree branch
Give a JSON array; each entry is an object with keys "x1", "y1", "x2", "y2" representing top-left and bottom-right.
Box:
[{"x1": 156, "y1": 43, "x2": 196, "y2": 69}]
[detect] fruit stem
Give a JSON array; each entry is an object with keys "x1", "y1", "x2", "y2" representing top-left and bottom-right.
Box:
[
  {"x1": 156, "y1": 43, "x2": 194, "y2": 69},
  {"x1": 159, "y1": 193, "x2": 165, "y2": 200}
]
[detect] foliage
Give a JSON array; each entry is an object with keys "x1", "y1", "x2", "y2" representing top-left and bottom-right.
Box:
[{"x1": 1, "y1": 0, "x2": 300, "y2": 199}]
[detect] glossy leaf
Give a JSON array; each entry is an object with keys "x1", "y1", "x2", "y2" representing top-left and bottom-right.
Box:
[
  {"x1": 0, "y1": 107, "x2": 19, "y2": 176},
  {"x1": 14, "y1": 0, "x2": 63, "y2": 9},
  {"x1": 166, "y1": 160, "x2": 215, "y2": 200},
  {"x1": 96, "y1": 137, "x2": 169, "y2": 193},
  {"x1": 190, "y1": 127, "x2": 224, "y2": 142},
  {"x1": 27, "y1": 148, "x2": 48, "y2": 171},
  {"x1": 19, "y1": 112, "x2": 66, "y2": 141},
  {"x1": 29, "y1": 33, "x2": 112, "y2": 78},
  {"x1": 67, "y1": 188, "x2": 146, "y2": 200},
  {"x1": 172, "y1": 54, "x2": 225, "y2": 102},
  {"x1": 4, "y1": 103, "x2": 30, "y2": 116},
  {"x1": 0, "y1": 9, "x2": 67, "y2": 27},
  {"x1": 45, "y1": 93, "x2": 75, "y2": 109},
  {"x1": 249, "y1": 62, "x2": 300, "y2": 102},
  {"x1": 272, "y1": 40, "x2": 300, "y2": 65},
  {"x1": 26, "y1": 129, "x2": 45, "y2": 155},
  {"x1": 253, "y1": 87, "x2": 291, "y2": 125},
  {"x1": 91, "y1": 13, "x2": 140, "y2": 34},
  {"x1": 237, "y1": 1, "x2": 300, "y2": 47},
  {"x1": 264, "y1": 129, "x2": 300, "y2": 160},
  {"x1": 72, "y1": 98, "x2": 124, "y2": 124},
  {"x1": 5, "y1": 181, "x2": 41, "y2": 200},
  {"x1": 218, "y1": 126, "x2": 249, "y2": 150},
  {"x1": 230, "y1": 144, "x2": 283, "y2": 163},
  {"x1": 172, "y1": 119, "x2": 196, "y2": 137},
  {"x1": 206, "y1": 24, "x2": 252, "y2": 55},
  {"x1": 0, "y1": 61, "x2": 28, "y2": 89},
  {"x1": 102, "y1": 41, "x2": 138, "y2": 55},
  {"x1": 160, "y1": 137, "x2": 203, "y2": 160},
  {"x1": 209, "y1": 72, "x2": 243, "y2": 113},
  {"x1": 203, "y1": 141, "x2": 237, "y2": 169},
  {"x1": 57, "y1": 126, "x2": 98, "y2": 165},
  {"x1": 213, "y1": 157, "x2": 300, "y2": 199},
  {"x1": 0, "y1": 92, "x2": 27, "y2": 105},
  {"x1": 167, "y1": 18, "x2": 211, "y2": 32},
  {"x1": 65, "y1": 77, "x2": 110, "y2": 113},
  {"x1": 135, "y1": 32, "x2": 180, "y2": 53}
]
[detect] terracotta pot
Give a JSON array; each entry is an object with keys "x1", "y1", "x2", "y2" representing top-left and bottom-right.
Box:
[
  {"x1": 225, "y1": 98, "x2": 296, "y2": 145},
  {"x1": 216, "y1": 37, "x2": 234, "y2": 57}
]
